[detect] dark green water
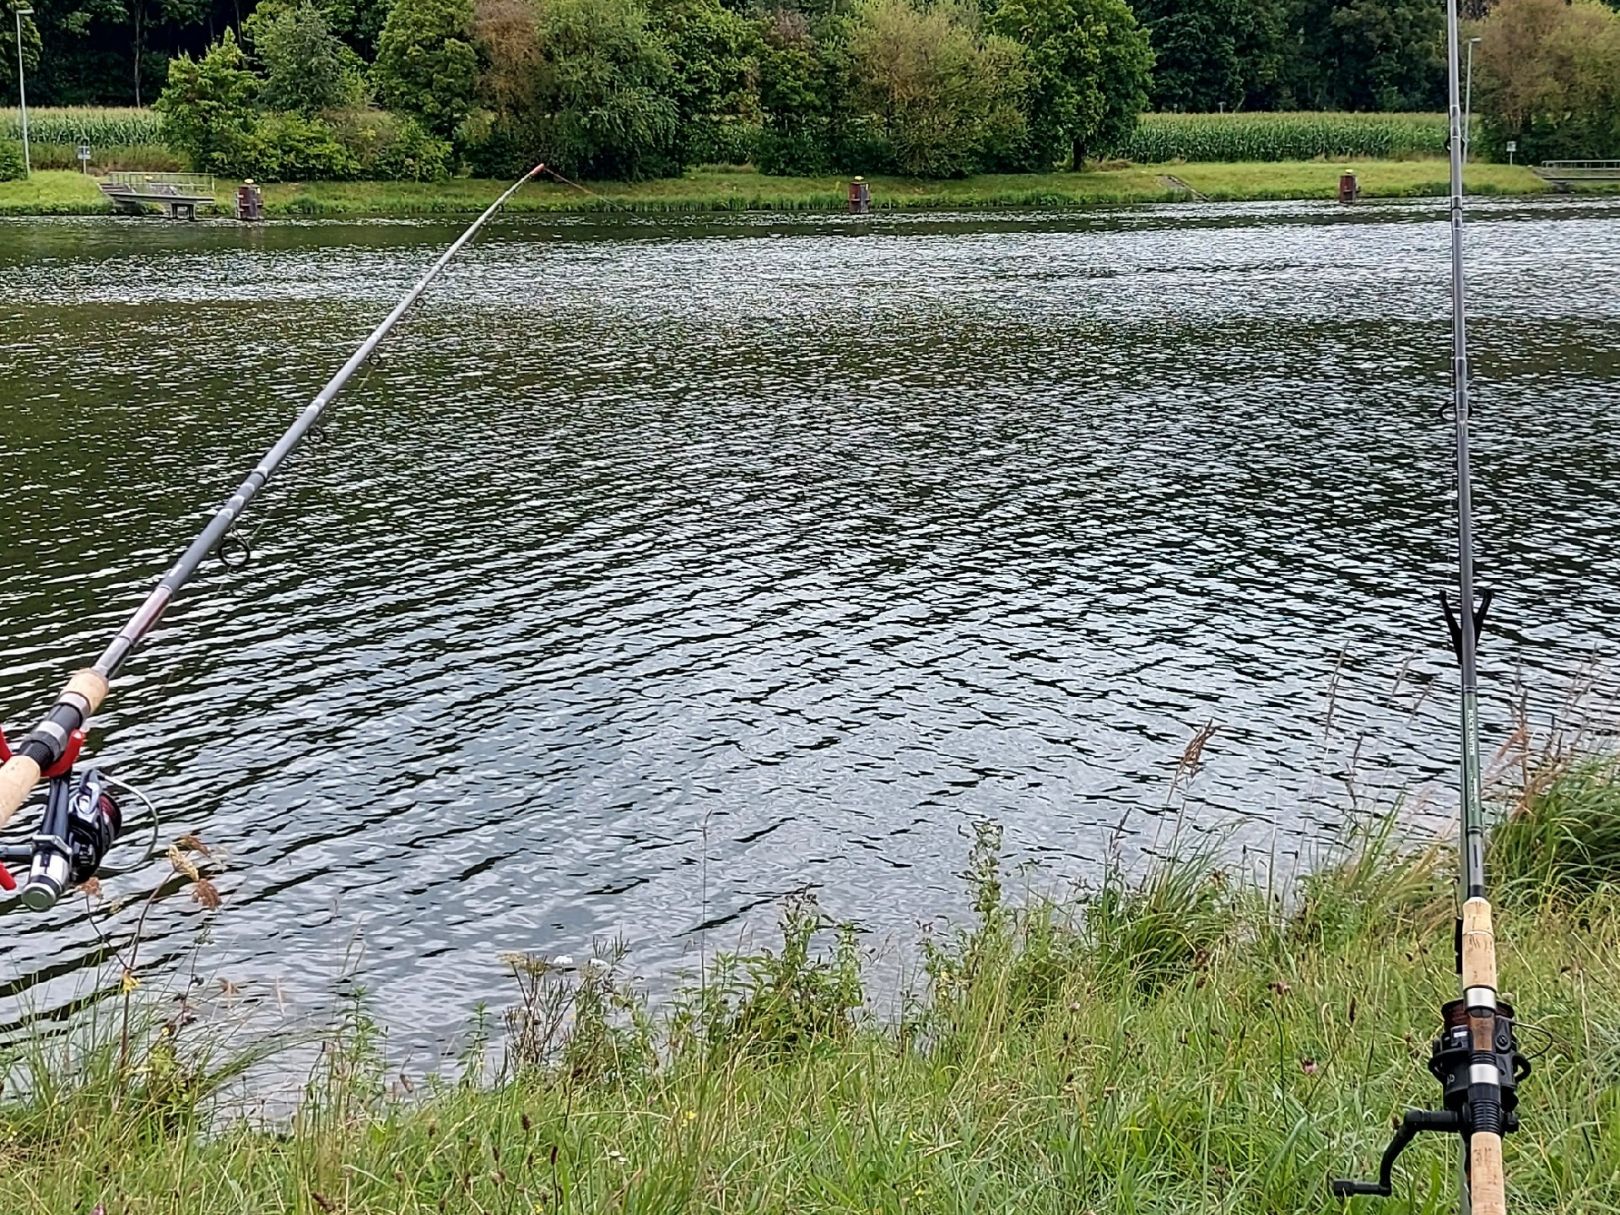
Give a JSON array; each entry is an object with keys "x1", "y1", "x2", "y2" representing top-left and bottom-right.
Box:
[{"x1": 1, "y1": 199, "x2": 1617, "y2": 1047}]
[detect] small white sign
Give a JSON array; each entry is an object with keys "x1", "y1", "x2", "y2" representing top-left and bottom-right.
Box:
[
  {"x1": 1506, "y1": 141, "x2": 1517, "y2": 153},
  {"x1": 76, "y1": 144, "x2": 91, "y2": 161}
]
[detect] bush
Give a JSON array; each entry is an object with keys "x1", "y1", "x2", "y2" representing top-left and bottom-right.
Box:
[
  {"x1": 329, "y1": 109, "x2": 452, "y2": 180},
  {"x1": 156, "y1": 33, "x2": 261, "y2": 175},
  {"x1": 0, "y1": 141, "x2": 22, "y2": 181},
  {"x1": 246, "y1": 112, "x2": 361, "y2": 180},
  {"x1": 685, "y1": 117, "x2": 762, "y2": 166},
  {"x1": 373, "y1": 0, "x2": 479, "y2": 137},
  {"x1": 1473, "y1": 0, "x2": 1620, "y2": 162},
  {"x1": 846, "y1": 0, "x2": 1029, "y2": 178}
]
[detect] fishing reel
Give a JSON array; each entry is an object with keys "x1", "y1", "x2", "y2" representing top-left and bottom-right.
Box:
[
  {"x1": 0, "y1": 725, "x2": 124, "y2": 911},
  {"x1": 1332, "y1": 999, "x2": 1530, "y2": 1199}
]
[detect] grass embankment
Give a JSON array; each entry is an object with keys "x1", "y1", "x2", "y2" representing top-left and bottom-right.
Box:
[
  {"x1": 5, "y1": 761, "x2": 1620, "y2": 1214},
  {"x1": 0, "y1": 160, "x2": 1589, "y2": 219}
]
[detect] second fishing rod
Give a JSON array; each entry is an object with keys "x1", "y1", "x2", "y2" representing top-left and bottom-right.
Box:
[
  {"x1": 1332, "y1": 0, "x2": 1530, "y2": 1211},
  {"x1": 0, "y1": 164, "x2": 546, "y2": 909}
]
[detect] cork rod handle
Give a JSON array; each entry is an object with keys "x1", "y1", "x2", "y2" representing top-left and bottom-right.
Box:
[{"x1": 0, "y1": 669, "x2": 109, "y2": 831}]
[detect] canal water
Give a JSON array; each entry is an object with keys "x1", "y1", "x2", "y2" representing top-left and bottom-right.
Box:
[{"x1": 1, "y1": 198, "x2": 1618, "y2": 1051}]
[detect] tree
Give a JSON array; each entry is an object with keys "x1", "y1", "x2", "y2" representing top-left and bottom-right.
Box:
[
  {"x1": 373, "y1": 0, "x2": 479, "y2": 135},
  {"x1": 248, "y1": 1, "x2": 367, "y2": 115},
  {"x1": 527, "y1": 0, "x2": 680, "y2": 179},
  {"x1": 0, "y1": 6, "x2": 41, "y2": 93},
  {"x1": 1474, "y1": 0, "x2": 1620, "y2": 160},
  {"x1": 845, "y1": 0, "x2": 1027, "y2": 176},
  {"x1": 1134, "y1": 0, "x2": 1285, "y2": 112},
  {"x1": 990, "y1": 0, "x2": 1151, "y2": 169},
  {"x1": 154, "y1": 28, "x2": 260, "y2": 173},
  {"x1": 646, "y1": 0, "x2": 760, "y2": 163}
]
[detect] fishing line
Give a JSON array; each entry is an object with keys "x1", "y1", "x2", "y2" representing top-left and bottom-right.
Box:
[{"x1": 0, "y1": 164, "x2": 547, "y2": 911}]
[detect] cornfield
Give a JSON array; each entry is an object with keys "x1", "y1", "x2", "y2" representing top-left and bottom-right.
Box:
[
  {"x1": 1122, "y1": 111, "x2": 1454, "y2": 163},
  {"x1": 0, "y1": 107, "x2": 165, "y2": 147}
]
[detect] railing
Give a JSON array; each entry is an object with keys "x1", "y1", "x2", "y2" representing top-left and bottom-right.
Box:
[
  {"x1": 102, "y1": 171, "x2": 216, "y2": 197},
  {"x1": 1536, "y1": 160, "x2": 1620, "y2": 181}
]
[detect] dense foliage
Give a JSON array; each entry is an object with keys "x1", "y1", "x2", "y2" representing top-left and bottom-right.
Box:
[
  {"x1": 11, "y1": 0, "x2": 1620, "y2": 180},
  {"x1": 1471, "y1": 0, "x2": 1620, "y2": 162}
]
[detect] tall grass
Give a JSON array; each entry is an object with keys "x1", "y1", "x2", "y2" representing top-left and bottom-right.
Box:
[
  {"x1": 0, "y1": 106, "x2": 165, "y2": 147},
  {"x1": 1124, "y1": 111, "x2": 1455, "y2": 163},
  {"x1": 3, "y1": 774, "x2": 1618, "y2": 1214}
]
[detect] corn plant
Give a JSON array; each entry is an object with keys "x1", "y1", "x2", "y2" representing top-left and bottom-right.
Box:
[{"x1": 1123, "y1": 111, "x2": 1453, "y2": 163}]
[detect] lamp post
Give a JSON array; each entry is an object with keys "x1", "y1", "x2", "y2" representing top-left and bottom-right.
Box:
[
  {"x1": 1463, "y1": 35, "x2": 1482, "y2": 166},
  {"x1": 13, "y1": 6, "x2": 32, "y2": 178}
]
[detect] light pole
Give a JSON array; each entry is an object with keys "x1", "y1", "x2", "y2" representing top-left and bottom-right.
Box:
[
  {"x1": 13, "y1": 6, "x2": 32, "y2": 178},
  {"x1": 1463, "y1": 35, "x2": 1482, "y2": 166}
]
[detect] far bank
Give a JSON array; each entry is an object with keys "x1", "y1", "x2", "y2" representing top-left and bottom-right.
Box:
[{"x1": 2, "y1": 160, "x2": 1611, "y2": 219}]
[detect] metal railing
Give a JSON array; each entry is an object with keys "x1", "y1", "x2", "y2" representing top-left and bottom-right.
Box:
[
  {"x1": 102, "y1": 172, "x2": 216, "y2": 197},
  {"x1": 1536, "y1": 160, "x2": 1620, "y2": 181}
]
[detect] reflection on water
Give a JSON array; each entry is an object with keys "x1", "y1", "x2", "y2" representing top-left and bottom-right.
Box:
[{"x1": 1, "y1": 198, "x2": 1617, "y2": 1050}]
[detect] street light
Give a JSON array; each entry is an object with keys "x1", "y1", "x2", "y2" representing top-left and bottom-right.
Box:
[
  {"x1": 13, "y1": 6, "x2": 32, "y2": 178},
  {"x1": 1463, "y1": 35, "x2": 1482, "y2": 167}
]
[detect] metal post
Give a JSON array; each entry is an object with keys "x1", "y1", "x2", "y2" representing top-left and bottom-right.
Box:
[
  {"x1": 14, "y1": 7, "x2": 31, "y2": 178},
  {"x1": 1464, "y1": 37, "x2": 1482, "y2": 167}
]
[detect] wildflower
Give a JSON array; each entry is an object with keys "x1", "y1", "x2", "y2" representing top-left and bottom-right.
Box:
[{"x1": 684, "y1": 1110, "x2": 698, "y2": 1123}]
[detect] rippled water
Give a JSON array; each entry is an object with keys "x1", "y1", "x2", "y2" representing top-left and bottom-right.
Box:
[{"x1": 1, "y1": 199, "x2": 1618, "y2": 1049}]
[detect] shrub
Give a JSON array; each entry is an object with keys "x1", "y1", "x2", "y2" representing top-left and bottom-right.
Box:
[
  {"x1": 329, "y1": 109, "x2": 452, "y2": 180},
  {"x1": 373, "y1": 0, "x2": 479, "y2": 137},
  {"x1": 248, "y1": 112, "x2": 361, "y2": 180},
  {"x1": 0, "y1": 141, "x2": 22, "y2": 181},
  {"x1": 155, "y1": 33, "x2": 261, "y2": 175},
  {"x1": 1473, "y1": 0, "x2": 1620, "y2": 162},
  {"x1": 685, "y1": 117, "x2": 762, "y2": 166},
  {"x1": 846, "y1": 0, "x2": 1029, "y2": 178}
]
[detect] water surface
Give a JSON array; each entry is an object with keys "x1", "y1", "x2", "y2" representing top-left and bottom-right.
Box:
[{"x1": 2, "y1": 198, "x2": 1618, "y2": 1049}]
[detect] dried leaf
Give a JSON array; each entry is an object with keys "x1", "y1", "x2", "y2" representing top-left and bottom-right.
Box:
[
  {"x1": 311, "y1": 1192, "x2": 336, "y2": 1213},
  {"x1": 176, "y1": 833, "x2": 213, "y2": 858},
  {"x1": 121, "y1": 970, "x2": 140, "y2": 995},
  {"x1": 78, "y1": 877, "x2": 103, "y2": 900},
  {"x1": 190, "y1": 878, "x2": 222, "y2": 910},
  {"x1": 167, "y1": 845, "x2": 200, "y2": 882}
]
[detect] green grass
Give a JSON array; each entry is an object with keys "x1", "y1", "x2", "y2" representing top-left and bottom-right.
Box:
[
  {"x1": 1, "y1": 160, "x2": 1592, "y2": 219},
  {"x1": 1124, "y1": 111, "x2": 1455, "y2": 163},
  {"x1": 2, "y1": 779, "x2": 1618, "y2": 1215}
]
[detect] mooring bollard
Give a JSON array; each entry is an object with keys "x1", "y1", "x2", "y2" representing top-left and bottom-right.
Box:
[
  {"x1": 848, "y1": 176, "x2": 871, "y2": 214},
  {"x1": 236, "y1": 180, "x2": 264, "y2": 222},
  {"x1": 1338, "y1": 170, "x2": 1359, "y2": 205}
]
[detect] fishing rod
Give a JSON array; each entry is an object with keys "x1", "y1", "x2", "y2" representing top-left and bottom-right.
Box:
[
  {"x1": 0, "y1": 164, "x2": 546, "y2": 911},
  {"x1": 1331, "y1": 4, "x2": 1529, "y2": 1214}
]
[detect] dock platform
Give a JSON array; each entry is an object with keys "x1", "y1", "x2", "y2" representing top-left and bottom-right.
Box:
[
  {"x1": 99, "y1": 173, "x2": 217, "y2": 220},
  {"x1": 1535, "y1": 160, "x2": 1620, "y2": 190}
]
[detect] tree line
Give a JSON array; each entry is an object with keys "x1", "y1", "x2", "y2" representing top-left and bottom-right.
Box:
[{"x1": 6, "y1": 0, "x2": 1619, "y2": 180}]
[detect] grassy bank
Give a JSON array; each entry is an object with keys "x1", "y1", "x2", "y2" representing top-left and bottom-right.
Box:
[
  {"x1": 0, "y1": 160, "x2": 1598, "y2": 219},
  {"x1": 4, "y1": 759, "x2": 1620, "y2": 1214}
]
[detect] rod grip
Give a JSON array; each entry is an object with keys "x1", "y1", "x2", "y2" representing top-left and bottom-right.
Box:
[
  {"x1": 1470, "y1": 1130, "x2": 1507, "y2": 1215},
  {"x1": 64, "y1": 669, "x2": 110, "y2": 714},
  {"x1": 0, "y1": 669, "x2": 109, "y2": 832},
  {"x1": 1461, "y1": 896, "x2": 1497, "y2": 990},
  {"x1": 0, "y1": 755, "x2": 44, "y2": 832}
]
